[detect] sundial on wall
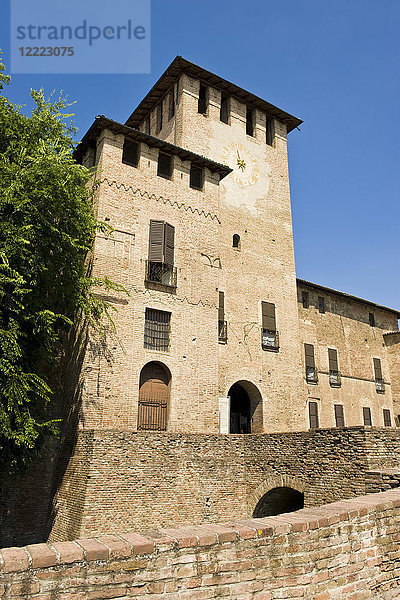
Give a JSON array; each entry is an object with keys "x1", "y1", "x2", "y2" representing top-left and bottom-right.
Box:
[{"x1": 221, "y1": 142, "x2": 259, "y2": 186}]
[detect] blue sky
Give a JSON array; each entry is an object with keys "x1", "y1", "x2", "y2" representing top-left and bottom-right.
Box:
[{"x1": 1, "y1": 0, "x2": 399, "y2": 309}]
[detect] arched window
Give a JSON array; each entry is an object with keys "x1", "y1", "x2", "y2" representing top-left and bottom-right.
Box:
[
  {"x1": 233, "y1": 234, "x2": 241, "y2": 249},
  {"x1": 138, "y1": 362, "x2": 171, "y2": 431}
]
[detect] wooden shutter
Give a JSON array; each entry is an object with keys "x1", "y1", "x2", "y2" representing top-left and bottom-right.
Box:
[
  {"x1": 363, "y1": 407, "x2": 372, "y2": 426},
  {"x1": 149, "y1": 220, "x2": 164, "y2": 262},
  {"x1": 334, "y1": 405, "x2": 345, "y2": 427},
  {"x1": 304, "y1": 344, "x2": 315, "y2": 368},
  {"x1": 383, "y1": 409, "x2": 392, "y2": 427},
  {"x1": 309, "y1": 402, "x2": 319, "y2": 428},
  {"x1": 328, "y1": 348, "x2": 338, "y2": 371},
  {"x1": 373, "y1": 358, "x2": 382, "y2": 380},
  {"x1": 262, "y1": 302, "x2": 276, "y2": 331},
  {"x1": 218, "y1": 292, "x2": 225, "y2": 321},
  {"x1": 164, "y1": 223, "x2": 175, "y2": 266}
]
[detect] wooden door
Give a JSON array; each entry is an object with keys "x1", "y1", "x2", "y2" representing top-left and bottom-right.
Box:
[{"x1": 138, "y1": 363, "x2": 169, "y2": 431}]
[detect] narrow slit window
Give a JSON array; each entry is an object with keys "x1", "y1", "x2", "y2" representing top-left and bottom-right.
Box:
[
  {"x1": 369, "y1": 312, "x2": 375, "y2": 327},
  {"x1": 156, "y1": 102, "x2": 163, "y2": 133},
  {"x1": 318, "y1": 296, "x2": 325, "y2": 314},
  {"x1": 122, "y1": 139, "x2": 139, "y2": 168},
  {"x1": 301, "y1": 291, "x2": 309, "y2": 309},
  {"x1": 145, "y1": 115, "x2": 151, "y2": 135},
  {"x1": 266, "y1": 117, "x2": 275, "y2": 146},
  {"x1": 190, "y1": 164, "x2": 204, "y2": 190},
  {"x1": 218, "y1": 291, "x2": 227, "y2": 343},
  {"x1": 157, "y1": 152, "x2": 173, "y2": 179},
  {"x1": 168, "y1": 86, "x2": 175, "y2": 120},
  {"x1": 220, "y1": 93, "x2": 230, "y2": 124},
  {"x1": 246, "y1": 107, "x2": 255, "y2": 136},
  {"x1": 309, "y1": 402, "x2": 319, "y2": 429},
  {"x1": 198, "y1": 83, "x2": 208, "y2": 114}
]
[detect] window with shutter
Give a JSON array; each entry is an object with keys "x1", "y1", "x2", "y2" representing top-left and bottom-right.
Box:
[
  {"x1": 261, "y1": 302, "x2": 279, "y2": 350},
  {"x1": 218, "y1": 291, "x2": 227, "y2": 343},
  {"x1": 334, "y1": 404, "x2": 345, "y2": 427},
  {"x1": 190, "y1": 165, "x2": 204, "y2": 190},
  {"x1": 363, "y1": 407, "x2": 372, "y2": 426},
  {"x1": 146, "y1": 221, "x2": 177, "y2": 290},
  {"x1": 168, "y1": 87, "x2": 175, "y2": 120},
  {"x1": 220, "y1": 93, "x2": 230, "y2": 124},
  {"x1": 308, "y1": 402, "x2": 319, "y2": 429},
  {"x1": 383, "y1": 409, "x2": 392, "y2": 427},
  {"x1": 246, "y1": 107, "x2": 255, "y2": 136},
  {"x1": 266, "y1": 117, "x2": 275, "y2": 146},
  {"x1": 144, "y1": 308, "x2": 171, "y2": 351},
  {"x1": 328, "y1": 348, "x2": 341, "y2": 386},
  {"x1": 198, "y1": 84, "x2": 208, "y2": 114},
  {"x1": 122, "y1": 139, "x2": 139, "y2": 167},
  {"x1": 157, "y1": 152, "x2": 173, "y2": 179},
  {"x1": 305, "y1": 344, "x2": 317, "y2": 383},
  {"x1": 374, "y1": 358, "x2": 385, "y2": 392}
]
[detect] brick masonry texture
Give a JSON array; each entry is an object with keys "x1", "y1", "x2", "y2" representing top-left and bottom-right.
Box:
[
  {"x1": 1, "y1": 488, "x2": 400, "y2": 599},
  {"x1": 45, "y1": 427, "x2": 400, "y2": 541}
]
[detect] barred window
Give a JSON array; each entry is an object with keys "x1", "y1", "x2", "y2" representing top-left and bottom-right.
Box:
[{"x1": 144, "y1": 308, "x2": 171, "y2": 351}]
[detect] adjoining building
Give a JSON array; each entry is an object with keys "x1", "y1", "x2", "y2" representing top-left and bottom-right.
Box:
[{"x1": 75, "y1": 56, "x2": 400, "y2": 438}]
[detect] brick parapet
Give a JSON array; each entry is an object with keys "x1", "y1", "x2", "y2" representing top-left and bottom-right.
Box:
[{"x1": 1, "y1": 489, "x2": 400, "y2": 598}]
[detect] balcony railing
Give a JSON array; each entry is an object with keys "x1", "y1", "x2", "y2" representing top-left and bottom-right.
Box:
[
  {"x1": 375, "y1": 378, "x2": 385, "y2": 393},
  {"x1": 262, "y1": 329, "x2": 280, "y2": 351},
  {"x1": 329, "y1": 370, "x2": 341, "y2": 387},
  {"x1": 218, "y1": 320, "x2": 227, "y2": 343},
  {"x1": 145, "y1": 261, "x2": 177, "y2": 290},
  {"x1": 306, "y1": 366, "x2": 318, "y2": 384}
]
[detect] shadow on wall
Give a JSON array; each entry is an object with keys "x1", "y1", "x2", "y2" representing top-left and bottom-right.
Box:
[
  {"x1": 0, "y1": 322, "x2": 96, "y2": 548},
  {"x1": 253, "y1": 487, "x2": 305, "y2": 518}
]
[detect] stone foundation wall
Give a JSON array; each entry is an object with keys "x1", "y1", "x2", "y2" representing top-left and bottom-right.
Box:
[{"x1": 1, "y1": 489, "x2": 399, "y2": 599}]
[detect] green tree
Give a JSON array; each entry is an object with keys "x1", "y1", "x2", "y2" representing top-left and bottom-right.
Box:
[{"x1": 0, "y1": 53, "x2": 113, "y2": 472}]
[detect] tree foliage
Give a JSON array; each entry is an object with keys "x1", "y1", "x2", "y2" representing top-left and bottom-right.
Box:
[{"x1": 0, "y1": 53, "x2": 112, "y2": 472}]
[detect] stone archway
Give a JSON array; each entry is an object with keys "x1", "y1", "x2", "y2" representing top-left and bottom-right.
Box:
[
  {"x1": 228, "y1": 380, "x2": 263, "y2": 434},
  {"x1": 138, "y1": 361, "x2": 171, "y2": 431},
  {"x1": 248, "y1": 476, "x2": 305, "y2": 518},
  {"x1": 253, "y1": 487, "x2": 304, "y2": 518}
]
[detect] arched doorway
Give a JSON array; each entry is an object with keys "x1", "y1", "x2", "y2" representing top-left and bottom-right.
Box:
[
  {"x1": 138, "y1": 362, "x2": 171, "y2": 431},
  {"x1": 228, "y1": 381, "x2": 263, "y2": 434},
  {"x1": 253, "y1": 487, "x2": 304, "y2": 518}
]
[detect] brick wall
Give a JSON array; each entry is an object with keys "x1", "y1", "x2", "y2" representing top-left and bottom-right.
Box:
[
  {"x1": 1, "y1": 489, "x2": 399, "y2": 599},
  {"x1": 48, "y1": 427, "x2": 400, "y2": 542}
]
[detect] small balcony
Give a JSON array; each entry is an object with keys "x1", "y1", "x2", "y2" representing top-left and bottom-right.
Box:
[
  {"x1": 306, "y1": 366, "x2": 318, "y2": 384},
  {"x1": 145, "y1": 261, "x2": 177, "y2": 291},
  {"x1": 329, "y1": 370, "x2": 341, "y2": 387},
  {"x1": 218, "y1": 320, "x2": 227, "y2": 344},
  {"x1": 375, "y1": 378, "x2": 385, "y2": 393},
  {"x1": 262, "y1": 329, "x2": 279, "y2": 352}
]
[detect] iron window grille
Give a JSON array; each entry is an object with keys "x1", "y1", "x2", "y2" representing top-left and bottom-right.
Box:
[
  {"x1": 329, "y1": 370, "x2": 341, "y2": 387},
  {"x1": 262, "y1": 329, "x2": 279, "y2": 351},
  {"x1": 144, "y1": 308, "x2": 171, "y2": 352},
  {"x1": 145, "y1": 261, "x2": 177, "y2": 290},
  {"x1": 218, "y1": 320, "x2": 228, "y2": 344},
  {"x1": 306, "y1": 366, "x2": 318, "y2": 384}
]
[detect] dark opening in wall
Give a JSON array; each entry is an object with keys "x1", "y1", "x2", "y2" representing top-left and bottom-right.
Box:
[
  {"x1": 122, "y1": 139, "x2": 139, "y2": 168},
  {"x1": 157, "y1": 152, "x2": 173, "y2": 179},
  {"x1": 198, "y1": 84, "x2": 208, "y2": 114},
  {"x1": 190, "y1": 164, "x2": 204, "y2": 190},
  {"x1": 220, "y1": 94, "x2": 230, "y2": 124},
  {"x1": 253, "y1": 487, "x2": 304, "y2": 518},
  {"x1": 246, "y1": 107, "x2": 254, "y2": 136},
  {"x1": 233, "y1": 234, "x2": 241, "y2": 249}
]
